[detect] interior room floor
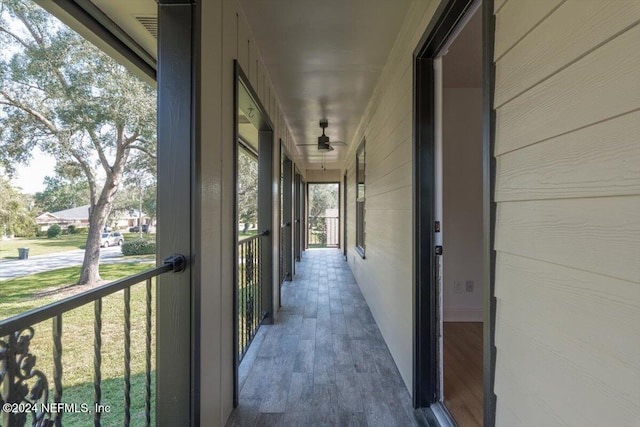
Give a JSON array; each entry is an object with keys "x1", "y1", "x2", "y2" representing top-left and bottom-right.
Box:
[
  {"x1": 443, "y1": 321, "x2": 483, "y2": 427},
  {"x1": 226, "y1": 248, "x2": 418, "y2": 427}
]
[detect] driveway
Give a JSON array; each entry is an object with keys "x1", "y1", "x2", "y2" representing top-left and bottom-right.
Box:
[{"x1": 0, "y1": 246, "x2": 154, "y2": 280}]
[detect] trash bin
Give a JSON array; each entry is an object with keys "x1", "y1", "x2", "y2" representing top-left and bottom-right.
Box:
[{"x1": 18, "y1": 248, "x2": 29, "y2": 260}]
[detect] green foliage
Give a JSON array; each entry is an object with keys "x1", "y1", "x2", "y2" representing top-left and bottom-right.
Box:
[
  {"x1": 46, "y1": 223, "x2": 61, "y2": 238},
  {"x1": 34, "y1": 174, "x2": 90, "y2": 213},
  {"x1": 0, "y1": 176, "x2": 36, "y2": 237},
  {"x1": 307, "y1": 183, "x2": 339, "y2": 247},
  {"x1": 110, "y1": 152, "x2": 157, "y2": 232},
  {"x1": 121, "y1": 238, "x2": 156, "y2": 256},
  {"x1": 237, "y1": 147, "x2": 258, "y2": 232},
  {"x1": 308, "y1": 183, "x2": 339, "y2": 218},
  {"x1": 67, "y1": 224, "x2": 76, "y2": 233},
  {"x1": 0, "y1": 0, "x2": 157, "y2": 284}
]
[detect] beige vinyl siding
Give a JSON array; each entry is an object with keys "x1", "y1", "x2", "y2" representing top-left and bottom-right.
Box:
[
  {"x1": 344, "y1": 0, "x2": 440, "y2": 392},
  {"x1": 199, "y1": 1, "x2": 297, "y2": 423},
  {"x1": 493, "y1": 1, "x2": 640, "y2": 426}
]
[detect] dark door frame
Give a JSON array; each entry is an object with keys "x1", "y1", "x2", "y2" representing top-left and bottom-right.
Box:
[
  {"x1": 281, "y1": 154, "x2": 293, "y2": 282},
  {"x1": 301, "y1": 177, "x2": 307, "y2": 251},
  {"x1": 343, "y1": 172, "x2": 348, "y2": 260},
  {"x1": 412, "y1": 0, "x2": 497, "y2": 425},
  {"x1": 294, "y1": 170, "x2": 302, "y2": 262},
  {"x1": 306, "y1": 181, "x2": 341, "y2": 249}
]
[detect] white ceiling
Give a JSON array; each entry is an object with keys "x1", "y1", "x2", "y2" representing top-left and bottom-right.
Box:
[
  {"x1": 239, "y1": 0, "x2": 413, "y2": 169},
  {"x1": 84, "y1": 0, "x2": 414, "y2": 170}
]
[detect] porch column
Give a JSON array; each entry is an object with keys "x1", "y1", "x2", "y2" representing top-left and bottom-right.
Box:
[
  {"x1": 156, "y1": 1, "x2": 196, "y2": 425},
  {"x1": 259, "y1": 130, "x2": 274, "y2": 322}
]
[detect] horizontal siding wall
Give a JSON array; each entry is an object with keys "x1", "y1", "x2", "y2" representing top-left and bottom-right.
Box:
[
  {"x1": 305, "y1": 169, "x2": 342, "y2": 183},
  {"x1": 493, "y1": 1, "x2": 640, "y2": 426},
  {"x1": 344, "y1": 0, "x2": 440, "y2": 393},
  {"x1": 199, "y1": 1, "x2": 298, "y2": 424}
]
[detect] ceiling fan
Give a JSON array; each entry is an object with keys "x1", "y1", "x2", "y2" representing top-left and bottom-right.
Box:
[{"x1": 296, "y1": 119, "x2": 347, "y2": 151}]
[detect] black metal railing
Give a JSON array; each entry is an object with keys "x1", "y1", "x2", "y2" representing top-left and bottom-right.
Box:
[
  {"x1": 308, "y1": 216, "x2": 339, "y2": 248},
  {"x1": 0, "y1": 254, "x2": 186, "y2": 427},
  {"x1": 279, "y1": 223, "x2": 291, "y2": 283},
  {"x1": 238, "y1": 233, "x2": 266, "y2": 362}
]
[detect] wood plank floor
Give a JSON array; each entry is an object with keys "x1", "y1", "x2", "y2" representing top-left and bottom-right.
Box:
[
  {"x1": 443, "y1": 322, "x2": 483, "y2": 427},
  {"x1": 227, "y1": 248, "x2": 418, "y2": 427}
]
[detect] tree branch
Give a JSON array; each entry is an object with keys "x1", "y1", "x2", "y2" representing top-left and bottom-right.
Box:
[
  {"x1": 127, "y1": 145, "x2": 157, "y2": 159},
  {"x1": 67, "y1": 148, "x2": 97, "y2": 206},
  {"x1": 86, "y1": 128, "x2": 112, "y2": 173},
  {"x1": 0, "y1": 25, "x2": 30, "y2": 50},
  {"x1": 12, "y1": 9, "x2": 70, "y2": 90},
  {"x1": 122, "y1": 130, "x2": 140, "y2": 148},
  {"x1": 12, "y1": 79, "x2": 47, "y2": 93},
  {"x1": 13, "y1": 8, "x2": 43, "y2": 47},
  {"x1": 0, "y1": 92, "x2": 59, "y2": 134}
]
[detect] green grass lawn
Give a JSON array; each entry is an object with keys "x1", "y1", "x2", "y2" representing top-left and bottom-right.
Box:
[
  {"x1": 0, "y1": 233, "x2": 156, "y2": 260},
  {"x1": 0, "y1": 234, "x2": 88, "y2": 259},
  {"x1": 238, "y1": 230, "x2": 258, "y2": 241},
  {"x1": 0, "y1": 263, "x2": 156, "y2": 426},
  {"x1": 123, "y1": 232, "x2": 154, "y2": 242}
]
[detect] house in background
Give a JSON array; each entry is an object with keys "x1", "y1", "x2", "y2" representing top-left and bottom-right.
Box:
[
  {"x1": 109, "y1": 208, "x2": 154, "y2": 231},
  {"x1": 2, "y1": 0, "x2": 637, "y2": 426},
  {"x1": 35, "y1": 205, "x2": 90, "y2": 231},
  {"x1": 36, "y1": 204, "x2": 152, "y2": 231}
]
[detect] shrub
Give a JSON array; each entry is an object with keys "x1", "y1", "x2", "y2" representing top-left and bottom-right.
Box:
[
  {"x1": 67, "y1": 225, "x2": 77, "y2": 234},
  {"x1": 47, "y1": 224, "x2": 61, "y2": 238},
  {"x1": 121, "y1": 238, "x2": 156, "y2": 256},
  {"x1": 76, "y1": 227, "x2": 89, "y2": 234}
]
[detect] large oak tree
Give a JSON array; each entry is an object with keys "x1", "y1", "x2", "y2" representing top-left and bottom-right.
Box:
[{"x1": 0, "y1": 0, "x2": 156, "y2": 285}]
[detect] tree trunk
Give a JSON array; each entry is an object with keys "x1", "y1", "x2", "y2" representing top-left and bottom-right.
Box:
[
  {"x1": 76, "y1": 196, "x2": 113, "y2": 285},
  {"x1": 139, "y1": 184, "x2": 143, "y2": 238}
]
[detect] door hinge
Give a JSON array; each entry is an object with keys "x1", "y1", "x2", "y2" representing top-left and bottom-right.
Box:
[
  {"x1": 435, "y1": 246, "x2": 443, "y2": 255},
  {"x1": 434, "y1": 221, "x2": 441, "y2": 232}
]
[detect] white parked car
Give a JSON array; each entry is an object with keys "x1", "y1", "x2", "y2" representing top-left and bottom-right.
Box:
[{"x1": 100, "y1": 232, "x2": 124, "y2": 247}]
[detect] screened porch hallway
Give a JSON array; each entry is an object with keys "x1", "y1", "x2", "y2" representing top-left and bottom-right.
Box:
[{"x1": 227, "y1": 248, "x2": 418, "y2": 426}]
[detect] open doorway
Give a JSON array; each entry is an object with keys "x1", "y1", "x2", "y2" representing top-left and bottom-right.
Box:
[
  {"x1": 307, "y1": 183, "x2": 339, "y2": 248},
  {"x1": 413, "y1": 0, "x2": 494, "y2": 425},
  {"x1": 440, "y1": 5, "x2": 484, "y2": 425}
]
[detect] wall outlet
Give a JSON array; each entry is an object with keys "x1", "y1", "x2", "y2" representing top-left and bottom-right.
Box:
[
  {"x1": 454, "y1": 281, "x2": 464, "y2": 294},
  {"x1": 465, "y1": 280, "x2": 474, "y2": 293}
]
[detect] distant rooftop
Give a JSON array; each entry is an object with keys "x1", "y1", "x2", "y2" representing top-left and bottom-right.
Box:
[{"x1": 48, "y1": 205, "x2": 90, "y2": 220}]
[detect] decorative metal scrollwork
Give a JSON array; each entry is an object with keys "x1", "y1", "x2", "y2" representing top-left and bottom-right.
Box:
[{"x1": 0, "y1": 329, "x2": 53, "y2": 427}]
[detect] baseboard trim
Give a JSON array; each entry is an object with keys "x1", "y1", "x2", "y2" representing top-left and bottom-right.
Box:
[{"x1": 443, "y1": 309, "x2": 483, "y2": 322}]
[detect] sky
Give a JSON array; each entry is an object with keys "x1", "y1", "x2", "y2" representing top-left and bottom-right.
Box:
[{"x1": 9, "y1": 148, "x2": 56, "y2": 194}]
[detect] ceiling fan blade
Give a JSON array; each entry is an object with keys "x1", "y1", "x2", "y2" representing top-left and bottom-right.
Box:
[
  {"x1": 330, "y1": 141, "x2": 347, "y2": 146},
  {"x1": 295, "y1": 143, "x2": 318, "y2": 146}
]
